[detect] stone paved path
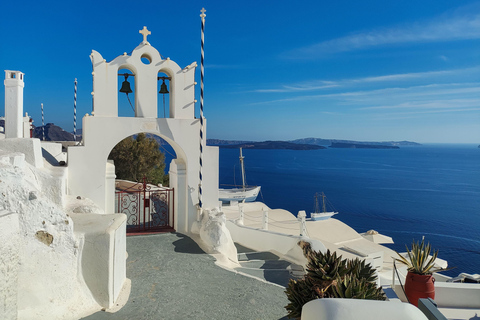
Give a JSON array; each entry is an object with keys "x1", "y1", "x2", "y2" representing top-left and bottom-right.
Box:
[{"x1": 81, "y1": 233, "x2": 289, "y2": 320}]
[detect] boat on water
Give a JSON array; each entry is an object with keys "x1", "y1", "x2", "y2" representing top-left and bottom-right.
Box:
[
  {"x1": 219, "y1": 148, "x2": 261, "y2": 203},
  {"x1": 310, "y1": 192, "x2": 338, "y2": 221}
]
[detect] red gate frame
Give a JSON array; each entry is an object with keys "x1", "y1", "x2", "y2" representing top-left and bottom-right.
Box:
[{"x1": 115, "y1": 177, "x2": 175, "y2": 234}]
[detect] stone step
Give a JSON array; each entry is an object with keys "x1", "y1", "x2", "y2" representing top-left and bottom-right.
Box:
[
  {"x1": 237, "y1": 251, "x2": 280, "y2": 261},
  {"x1": 233, "y1": 243, "x2": 305, "y2": 287},
  {"x1": 289, "y1": 263, "x2": 305, "y2": 278},
  {"x1": 239, "y1": 259, "x2": 292, "y2": 269},
  {"x1": 235, "y1": 267, "x2": 293, "y2": 287}
]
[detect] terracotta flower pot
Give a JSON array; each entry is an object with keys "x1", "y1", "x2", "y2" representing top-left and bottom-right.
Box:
[{"x1": 404, "y1": 271, "x2": 435, "y2": 307}]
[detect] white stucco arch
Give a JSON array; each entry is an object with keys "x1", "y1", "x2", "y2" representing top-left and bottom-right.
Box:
[
  {"x1": 67, "y1": 35, "x2": 218, "y2": 234},
  {"x1": 106, "y1": 131, "x2": 185, "y2": 165},
  {"x1": 118, "y1": 65, "x2": 137, "y2": 76}
]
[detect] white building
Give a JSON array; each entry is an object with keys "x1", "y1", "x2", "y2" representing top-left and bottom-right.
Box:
[{"x1": 0, "y1": 26, "x2": 220, "y2": 319}]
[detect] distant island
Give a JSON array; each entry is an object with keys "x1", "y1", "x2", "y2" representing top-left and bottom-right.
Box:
[
  {"x1": 289, "y1": 138, "x2": 420, "y2": 147},
  {"x1": 207, "y1": 138, "x2": 420, "y2": 150},
  {"x1": 0, "y1": 120, "x2": 422, "y2": 151},
  {"x1": 213, "y1": 140, "x2": 325, "y2": 150},
  {"x1": 329, "y1": 142, "x2": 399, "y2": 149}
]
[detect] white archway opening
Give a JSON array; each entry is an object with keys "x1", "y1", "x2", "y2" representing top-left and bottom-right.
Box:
[{"x1": 104, "y1": 131, "x2": 185, "y2": 232}]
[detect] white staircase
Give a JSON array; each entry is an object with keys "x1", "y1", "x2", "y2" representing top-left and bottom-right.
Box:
[{"x1": 234, "y1": 243, "x2": 304, "y2": 287}]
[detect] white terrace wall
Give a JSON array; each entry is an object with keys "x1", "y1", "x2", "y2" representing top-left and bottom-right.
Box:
[
  {"x1": 67, "y1": 36, "x2": 218, "y2": 233},
  {"x1": 227, "y1": 220, "x2": 327, "y2": 266}
]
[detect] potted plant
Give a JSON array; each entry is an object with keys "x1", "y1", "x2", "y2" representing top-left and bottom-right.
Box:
[{"x1": 395, "y1": 238, "x2": 447, "y2": 307}]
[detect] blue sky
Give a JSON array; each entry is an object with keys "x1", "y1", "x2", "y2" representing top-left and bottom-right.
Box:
[{"x1": 1, "y1": 0, "x2": 479, "y2": 143}]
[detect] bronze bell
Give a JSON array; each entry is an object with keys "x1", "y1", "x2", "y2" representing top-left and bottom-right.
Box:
[
  {"x1": 119, "y1": 75, "x2": 133, "y2": 94},
  {"x1": 159, "y1": 79, "x2": 169, "y2": 94}
]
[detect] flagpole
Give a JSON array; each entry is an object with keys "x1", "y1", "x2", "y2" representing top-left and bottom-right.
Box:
[
  {"x1": 41, "y1": 103, "x2": 44, "y2": 141},
  {"x1": 74, "y1": 78, "x2": 77, "y2": 143},
  {"x1": 198, "y1": 7, "x2": 206, "y2": 211}
]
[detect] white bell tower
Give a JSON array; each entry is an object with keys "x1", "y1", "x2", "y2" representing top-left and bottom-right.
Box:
[{"x1": 4, "y1": 70, "x2": 25, "y2": 138}]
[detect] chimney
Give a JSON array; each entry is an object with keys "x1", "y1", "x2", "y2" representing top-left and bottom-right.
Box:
[{"x1": 4, "y1": 70, "x2": 25, "y2": 139}]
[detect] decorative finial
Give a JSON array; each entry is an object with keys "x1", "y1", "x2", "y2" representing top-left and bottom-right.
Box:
[
  {"x1": 139, "y1": 26, "x2": 151, "y2": 44},
  {"x1": 200, "y1": 8, "x2": 206, "y2": 19}
]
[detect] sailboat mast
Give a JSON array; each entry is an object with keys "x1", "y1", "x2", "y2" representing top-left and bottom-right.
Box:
[
  {"x1": 322, "y1": 192, "x2": 327, "y2": 213},
  {"x1": 239, "y1": 148, "x2": 246, "y2": 191}
]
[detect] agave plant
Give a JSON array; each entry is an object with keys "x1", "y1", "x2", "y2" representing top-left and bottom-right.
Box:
[
  {"x1": 332, "y1": 274, "x2": 386, "y2": 300},
  {"x1": 395, "y1": 238, "x2": 443, "y2": 275},
  {"x1": 285, "y1": 241, "x2": 386, "y2": 319},
  {"x1": 306, "y1": 249, "x2": 348, "y2": 283},
  {"x1": 284, "y1": 277, "x2": 319, "y2": 319},
  {"x1": 347, "y1": 258, "x2": 378, "y2": 283}
]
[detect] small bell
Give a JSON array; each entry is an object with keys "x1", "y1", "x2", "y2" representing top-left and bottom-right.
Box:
[
  {"x1": 119, "y1": 74, "x2": 133, "y2": 94},
  {"x1": 159, "y1": 79, "x2": 169, "y2": 94}
]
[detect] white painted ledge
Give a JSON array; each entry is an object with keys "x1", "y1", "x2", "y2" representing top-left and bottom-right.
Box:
[
  {"x1": 301, "y1": 299, "x2": 428, "y2": 320},
  {"x1": 0, "y1": 138, "x2": 43, "y2": 168},
  {"x1": 71, "y1": 213, "x2": 127, "y2": 309}
]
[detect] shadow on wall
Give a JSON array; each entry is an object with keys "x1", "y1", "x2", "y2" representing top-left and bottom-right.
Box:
[{"x1": 42, "y1": 149, "x2": 59, "y2": 166}]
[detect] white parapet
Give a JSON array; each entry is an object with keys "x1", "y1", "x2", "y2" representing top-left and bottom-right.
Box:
[
  {"x1": 71, "y1": 213, "x2": 127, "y2": 309},
  {"x1": 226, "y1": 220, "x2": 327, "y2": 267},
  {"x1": 0, "y1": 138, "x2": 44, "y2": 168},
  {"x1": 301, "y1": 299, "x2": 429, "y2": 320}
]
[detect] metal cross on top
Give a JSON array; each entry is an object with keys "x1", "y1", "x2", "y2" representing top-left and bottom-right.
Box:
[
  {"x1": 200, "y1": 8, "x2": 206, "y2": 19},
  {"x1": 139, "y1": 26, "x2": 151, "y2": 43}
]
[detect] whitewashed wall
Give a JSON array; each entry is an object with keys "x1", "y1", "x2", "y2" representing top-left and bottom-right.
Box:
[
  {"x1": 68, "y1": 40, "x2": 218, "y2": 234},
  {"x1": 227, "y1": 220, "x2": 327, "y2": 266},
  {"x1": 0, "y1": 143, "x2": 100, "y2": 319},
  {"x1": 0, "y1": 210, "x2": 21, "y2": 320}
]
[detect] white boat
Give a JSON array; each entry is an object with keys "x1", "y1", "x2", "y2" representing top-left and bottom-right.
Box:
[
  {"x1": 310, "y1": 192, "x2": 338, "y2": 221},
  {"x1": 219, "y1": 148, "x2": 261, "y2": 203}
]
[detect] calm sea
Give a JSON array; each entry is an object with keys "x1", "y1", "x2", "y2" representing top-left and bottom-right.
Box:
[{"x1": 217, "y1": 144, "x2": 480, "y2": 277}]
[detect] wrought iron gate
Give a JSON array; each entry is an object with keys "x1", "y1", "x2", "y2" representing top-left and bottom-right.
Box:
[{"x1": 115, "y1": 178, "x2": 174, "y2": 233}]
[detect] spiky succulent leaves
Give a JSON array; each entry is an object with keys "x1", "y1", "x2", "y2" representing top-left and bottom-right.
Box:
[
  {"x1": 285, "y1": 277, "x2": 319, "y2": 319},
  {"x1": 306, "y1": 249, "x2": 348, "y2": 282},
  {"x1": 332, "y1": 275, "x2": 386, "y2": 300},
  {"x1": 395, "y1": 238, "x2": 443, "y2": 275},
  {"x1": 347, "y1": 258, "x2": 378, "y2": 283}
]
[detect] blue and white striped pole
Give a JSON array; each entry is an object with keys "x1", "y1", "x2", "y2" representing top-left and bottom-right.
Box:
[
  {"x1": 198, "y1": 8, "x2": 206, "y2": 211},
  {"x1": 41, "y1": 103, "x2": 44, "y2": 141},
  {"x1": 73, "y1": 78, "x2": 77, "y2": 143}
]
